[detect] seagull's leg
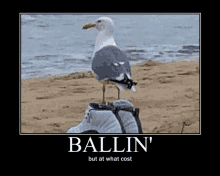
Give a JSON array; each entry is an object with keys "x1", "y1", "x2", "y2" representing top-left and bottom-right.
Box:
[
  {"x1": 102, "y1": 85, "x2": 105, "y2": 103},
  {"x1": 117, "y1": 87, "x2": 120, "y2": 100}
]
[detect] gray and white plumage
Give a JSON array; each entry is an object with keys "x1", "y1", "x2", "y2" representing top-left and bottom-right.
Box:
[{"x1": 83, "y1": 17, "x2": 137, "y2": 92}]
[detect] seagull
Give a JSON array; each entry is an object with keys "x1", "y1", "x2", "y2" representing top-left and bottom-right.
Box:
[{"x1": 82, "y1": 17, "x2": 137, "y2": 103}]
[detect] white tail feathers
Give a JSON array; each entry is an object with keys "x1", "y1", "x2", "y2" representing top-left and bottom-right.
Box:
[
  {"x1": 131, "y1": 86, "x2": 136, "y2": 92},
  {"x1": 117, "y1": 84, "x2": 136, "y2": 92}
]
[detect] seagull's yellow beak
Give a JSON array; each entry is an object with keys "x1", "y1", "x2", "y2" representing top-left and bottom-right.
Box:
[{"x1": 82, "y1": 23, "x2": 96, "y2": 30}]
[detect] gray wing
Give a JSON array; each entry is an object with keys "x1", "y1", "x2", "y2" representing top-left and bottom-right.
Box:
[{"x1": 91, "y1": 45, "x2": 131, "y2": 80}]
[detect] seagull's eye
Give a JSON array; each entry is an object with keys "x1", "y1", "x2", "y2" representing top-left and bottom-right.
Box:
[{"x1": 97, "y1": 20, "x2": 101, "y2": 23}]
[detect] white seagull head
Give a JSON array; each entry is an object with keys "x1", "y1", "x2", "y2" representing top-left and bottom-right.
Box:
[
  {"x1": 82, "y1": 17, "x2": 117, "y2": 57},
  {"x1": 83, "y1": 16, "x2": 115, "y2": 35}
]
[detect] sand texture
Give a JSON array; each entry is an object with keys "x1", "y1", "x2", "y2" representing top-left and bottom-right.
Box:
[{"x1": 21, "y1": 59, "x2": 200, "y2": 133}]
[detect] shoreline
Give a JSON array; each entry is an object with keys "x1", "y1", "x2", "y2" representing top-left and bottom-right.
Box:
[
  {"x1": 21, "y1": 58, "x2": 200, "y2": 133},
  {"x1": 21, "y1": 56, "x2": 199, "y2": 81}
]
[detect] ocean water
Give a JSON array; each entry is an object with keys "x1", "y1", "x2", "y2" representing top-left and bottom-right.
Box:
[{"x1": 20, "y1": 14, "x2": 200, "y2": 80}]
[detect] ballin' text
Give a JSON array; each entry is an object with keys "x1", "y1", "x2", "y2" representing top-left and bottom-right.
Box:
[{"x1": 68, "y1": 137, "x2": 152, "y2": 152}]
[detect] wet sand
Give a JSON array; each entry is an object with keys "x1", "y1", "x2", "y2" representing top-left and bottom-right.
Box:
[{"x1": 21, "y1": 58, "x2": 200, "y2": 133}]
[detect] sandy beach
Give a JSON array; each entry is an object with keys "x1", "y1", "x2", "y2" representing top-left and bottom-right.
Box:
[{"x1": 21, "y1": 58, "x2": 200, "y2": 133}]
